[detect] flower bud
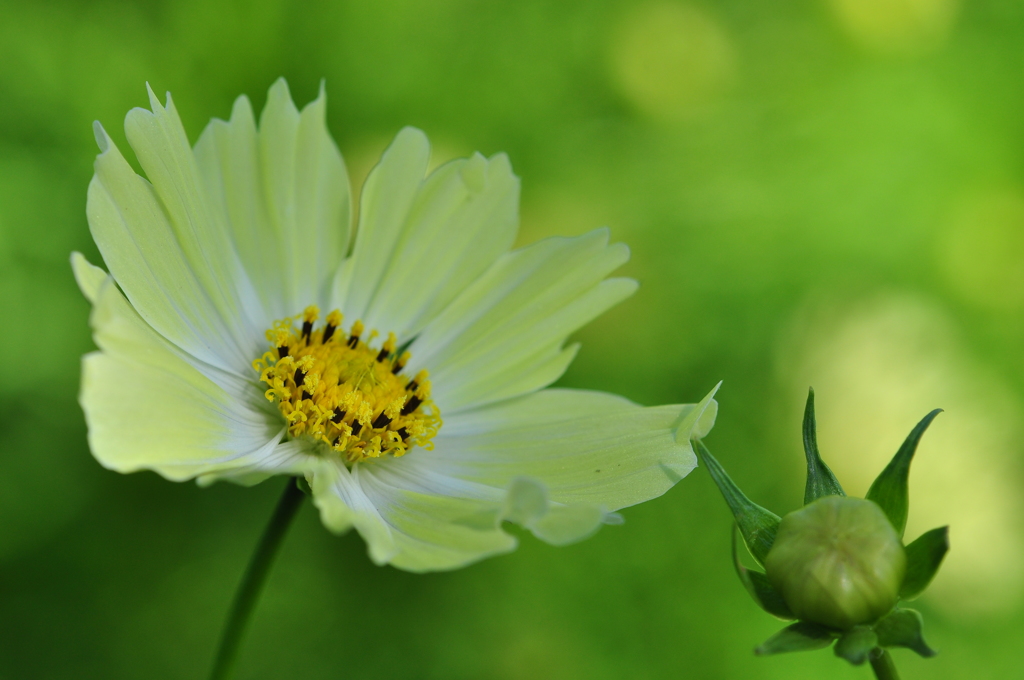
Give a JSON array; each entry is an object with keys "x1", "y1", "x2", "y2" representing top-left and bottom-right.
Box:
[{"x1": 765, "y1": 496, "x2": 906, "y2": 630}]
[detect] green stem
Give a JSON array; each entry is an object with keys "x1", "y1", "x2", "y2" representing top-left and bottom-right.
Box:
[
  {"x1": 209, "y1": 478, "x2": 305, "y2": 680},
  {"x1": 869, "y1": 648, "x2": 900, "y2": 680}
]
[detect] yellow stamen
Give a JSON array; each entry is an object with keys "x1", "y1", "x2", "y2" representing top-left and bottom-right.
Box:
[
  {"x1": 256, "y1": 309, "x2": 442, "y2": 464},
  {"x1": 392, "y1": 350, "x2": 411, "y2": 375}
]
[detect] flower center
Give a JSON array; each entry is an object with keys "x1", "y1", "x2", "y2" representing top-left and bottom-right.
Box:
[{"x1": 253, "y1": 306, "x2": 441, "y2": 463}]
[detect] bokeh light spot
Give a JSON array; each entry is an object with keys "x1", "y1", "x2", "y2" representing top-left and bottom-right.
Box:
[
  {"x1": 829, "y1": 0, "x2": 960, "y2": 55},
  {"x1": 609, "y1": 2, "x2": 736, "y2": 122},
  {"x1": 937, "y1": 187, "x2": 1024, "y2": 311}
]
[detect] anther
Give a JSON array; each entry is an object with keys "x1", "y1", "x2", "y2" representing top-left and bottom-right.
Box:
[
  {"x1": 301, "y1": 306, "x2": 319, "y2": 343},
  {"x1": 323, "y1": 310, "x2": 343, "y2": 343},
  {"x1": 331, "y1": 407, "x2": 346, "y2": 424},
  {"x1": 293, "y1": 368, "x2": 306, "y2": 386},
  {"x1": 377, "y1": 333, "x2": 397, "y2": 363},
  {"x1": 391, "y1": 350, "x2": 411, "y2": 375},
  {"x1": 351, "y1": 421, "x2": 363, "y2": 437},
  {"x1": 407, "y1": 370, "x2": 428, "y2": 394},
  {"x1": 277, "y1": 345, "x2": 289, "y2": 359},
  {"x1": 348, "y1": 320, "x2": 364, "y2": 349},
  {"x1": 396, "y1": 427, "x2": 409, "y2": 441},
  {"x1": 401, "y1": 396, "x2": 422, "y2": 416},
  {"x1": 372, "y1": 412, "x2": 392, "y2": 429}
]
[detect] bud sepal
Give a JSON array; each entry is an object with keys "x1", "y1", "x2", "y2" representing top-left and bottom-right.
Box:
[
  {"x1": 874, "y1": 607, "x2": 936, "y2": 658},
  {"x1": 834, "y1": 626, "x2": 878, "y2": 665},
  {"x1": 755, "y1": 621, "x2": 836, "y2": 656},
  {"x1": 900, "y1": 526, "x2": 950, "y2": 600},
  {"x1": 732, "y1": 525, "x2": 795, "y2": 620},
  {"x1": 695, "y1": 438, "x2": 779, "y2": 565},
  {"x1": 801, "y1": 389, "x2": 846, "y2": 504}
]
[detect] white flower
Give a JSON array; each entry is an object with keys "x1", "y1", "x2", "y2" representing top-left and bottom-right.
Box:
[{"x1": 73, "y1": 79, "x2": 718, "y2": 572}]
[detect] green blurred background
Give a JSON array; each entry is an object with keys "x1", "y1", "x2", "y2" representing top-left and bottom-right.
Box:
[{"x1": 1, "y1": 0, "x2": 1022, "y2": 677}]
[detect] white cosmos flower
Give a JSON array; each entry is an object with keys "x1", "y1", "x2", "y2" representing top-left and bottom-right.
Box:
[{"x1": 72, "y1": 79, "x2": 718, "y2": 572}]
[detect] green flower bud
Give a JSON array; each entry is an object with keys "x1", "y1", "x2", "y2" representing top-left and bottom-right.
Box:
[
  {"x1": 695, "y1": 392, "x2": 947, "y2": 670},
  {"x1": 765, "y1": 496, "x2": 906, "y2": 630}
]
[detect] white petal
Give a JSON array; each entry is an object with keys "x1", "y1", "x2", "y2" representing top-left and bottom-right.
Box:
[
  {"x1": 320, "y1": 385, "x2": 718, "y2": 572},
  {"x1": 308, "y1": 459, "x2": 398, "y2": 565},
  {"x1": 408, "y1": 228, "x2": 636, "y2": 413},
  {"x1": 330, "y1": 127, "x2": 431, "y2": 320},
  {"x1": 501, "y1": 476, "x2": 609, "y2": 545},
  {"x1": 195, "y1": 79, "x2": 350, "y2": 319},
  {"x1": 357, "y1": 457, "x2": 518, "y2": 571},
  {"x1": 70, "y1": 252, "x2": 108, "y2": 303},
  {"x1": 331, "y1": 129, "x2": 519, "y2": 338},
  {"x1": 88, "y1": 89, "x2": 264, "y2": 374},
  {"x1": 434, "y1": 386, "x2": 719, "y2": 510},
  {"x1": 125, "y1": 87, "x2": 268, "y2": 349},
  {"x1": 311, "y1": 454, "x2": 518, "y2": 571},
  {"x1": 80, "y1": 277, "x2": 308, "y2": 483},
  {"x1": 197, "y1": 440, "x2": 315, "y2": 487},
  {"x1": 359, "y1": 151, "x2": 519, "y2": 337}
]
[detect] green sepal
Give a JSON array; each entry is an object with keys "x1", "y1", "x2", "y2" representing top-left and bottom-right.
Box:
[
  {"x1": 694, "y1": 439, "x2": 780, "y2": 566},
  {"x1": 866, "y1": 409, "x2": 942, "y2": 538},
  {"x1": 834, "y1": 627, "x2": 878, "y2": 666},
  {"x1": 731, "y1": 525, "x2": 795, "y2": 620},
  {"x1": 755, "y1": 621, "x2": 836, "y2": 656},
  {"x1": 875, "y1": 608, "x2": 937, "y2": 658},
  {"x1": 801, "y1": 388, "x2": 845, "y2": 504},
  {"x1": 901, "y1": 526, "x2": 950, "y2": 600}
]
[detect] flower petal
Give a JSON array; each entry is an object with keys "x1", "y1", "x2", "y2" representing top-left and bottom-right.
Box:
[
  {"x1": 434, "y1": 387, "x2": 718, "y2": 510},
  {"x1": 196, "y1": 440, "x2": 313, "y2": 487},
  {"x1": 331, "y1": 130, "x2": 519, "y2": 340},
  {"x1": 308, "y1": 458, "x2": 398, "y2": 565},
  {"x1": 408, "y1": 228, "x2": 636, "y2": 413},
  {"x1": 357, "y1": 458, "x2": 519, "y2": 571},
  {"x1": 195, "y1": 79, "x2": 350, "y2": 319},
  {"x1": 331, "y1": 127, "x2": 430, "y2": 322},
  {"x1": 326, "y1": 386, "x2": 718, "y2": 572},
  {"x1": 362, "y1": 153, "x2": 519, "y2": 336},
  {"x1": 88, "y1": 88, "x2": 264, "y2": 374},
  {"x1": 70, "y1": 251, "x2": 109, "y2": 304},
  {"x1": 80, "y1": 276, "x2": 306, "y2": 483},
  {"x1": 501, "y1": 476, "x2": 610, "y2": 545}
]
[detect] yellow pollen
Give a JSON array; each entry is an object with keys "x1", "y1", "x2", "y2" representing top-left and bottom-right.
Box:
[{"x1": 254, "y1": 309, "x2": 442, "y2": 463}]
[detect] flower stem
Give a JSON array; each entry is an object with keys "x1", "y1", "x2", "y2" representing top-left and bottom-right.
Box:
[
  {"x1": 869, "y1": 648, "x2": 901, "y2": 680},
  {"x1": 209, "y1": 477, "x2": 305, "y2": 680}
]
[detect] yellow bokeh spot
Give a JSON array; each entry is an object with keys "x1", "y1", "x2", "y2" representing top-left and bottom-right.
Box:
[
  {"x1": 253, "y1": 307, "x2": 441, "y2": 464},
  {"x1": 830, "y1": 0, "x2": 959, "y2": 55},
  {"x1": 777, "y1": 294, "x2": 1024, "y2": 617},
  {"x1": 937, "y1": 187, "x2": 1024, "y2": 311},
  {"x1": 609, "y1": 2, "x2": 736, "y2": 121}
]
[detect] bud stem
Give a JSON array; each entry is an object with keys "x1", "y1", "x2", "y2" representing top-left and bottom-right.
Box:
[{"x1": 869, "y1": 648, "x2": 900, "y2": 680}]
